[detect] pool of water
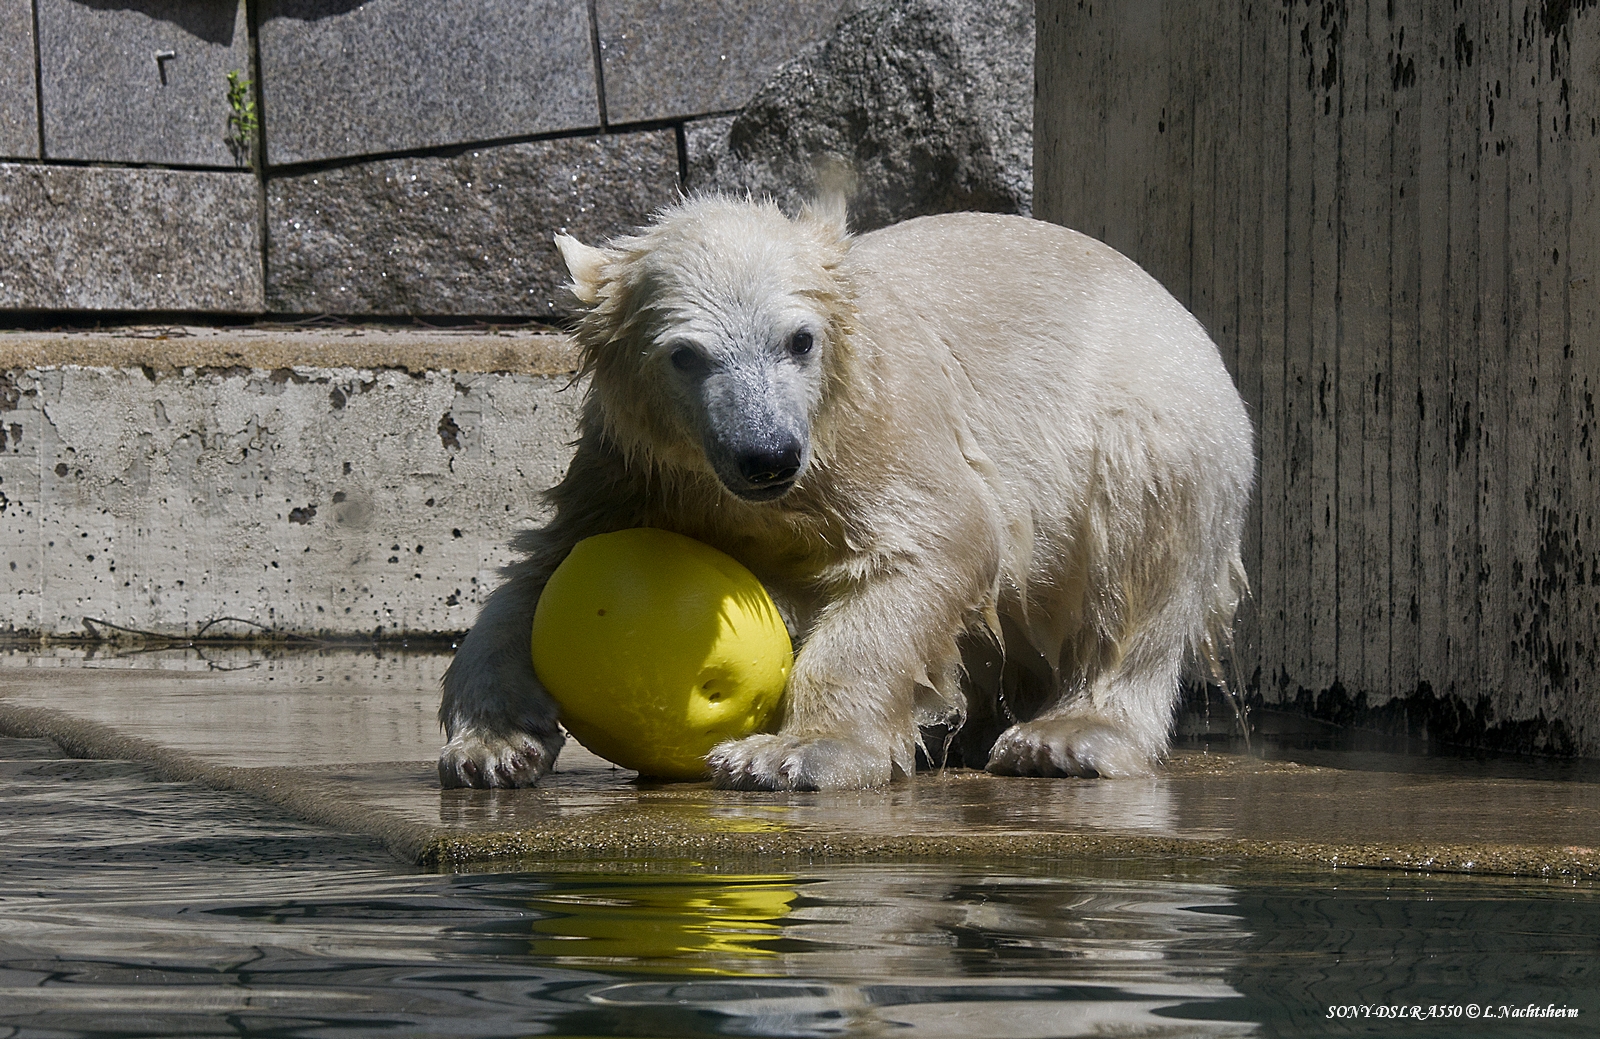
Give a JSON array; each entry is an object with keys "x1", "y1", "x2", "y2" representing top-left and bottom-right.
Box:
[{"x1": 1, "y1": 735, "x2": 1595, "y2": 1038}]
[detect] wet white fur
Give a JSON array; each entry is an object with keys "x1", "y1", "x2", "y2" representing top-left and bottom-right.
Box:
[{"x1": 438, "y1": 196, "x2": 1254, "y2": 790}]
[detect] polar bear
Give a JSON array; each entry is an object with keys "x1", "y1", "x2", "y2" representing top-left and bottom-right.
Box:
[{"x1": 437, "y1": 196, "x2": 1253, "y2": 790}]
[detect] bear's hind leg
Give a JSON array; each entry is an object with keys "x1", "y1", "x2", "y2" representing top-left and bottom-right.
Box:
[
  {"x1": 985, "y1": 708, "x2": 1160, "y2": 778},
  {"x1": 985, "y1": 632, "x2": 1185, "y2": 779}
]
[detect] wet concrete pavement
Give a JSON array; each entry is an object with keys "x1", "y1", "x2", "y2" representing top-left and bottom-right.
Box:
[{"x1": 1, "y1": 645, "x2": 1596, "y2": 879}]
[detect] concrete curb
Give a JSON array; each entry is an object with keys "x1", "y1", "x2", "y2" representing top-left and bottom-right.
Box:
[
  {"x1": 3, "y1": 696, "x2": 1596, "y2": 880},
  {"x1": 419, "y1": 819, "x2": 1600, "y2": 881},
  {"x1": 0, "y1": 327, "x2": 583, "y2": 375}
]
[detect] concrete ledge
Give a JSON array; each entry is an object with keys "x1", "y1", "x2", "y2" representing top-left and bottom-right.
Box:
[
  {"x1": 0, "y1": 650, "x2": 1595, "y2": 878},
  {"x1": 0, "y1": 326, "x2": 581, "y2": 375},
  {"x1": 0, "y1": 328, "x2": 585, "y2": 636}
]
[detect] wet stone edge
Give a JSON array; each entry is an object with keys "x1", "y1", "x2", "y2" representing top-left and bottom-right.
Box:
[{"x1": 2, "y1": 698, "x2": 1595, "y2": 882}]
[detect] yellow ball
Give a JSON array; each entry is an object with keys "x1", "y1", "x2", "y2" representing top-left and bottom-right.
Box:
[{"x1": 530, "y1": 528, "x2": 792, "y2": 780}]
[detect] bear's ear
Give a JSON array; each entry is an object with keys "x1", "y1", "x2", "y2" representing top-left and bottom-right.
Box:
[
  {"x1": 799, "y1": 157, "x2": 855, "y2": 245},
  {"x1": 554, "y1": 234, "x2": 612, "y2": 304},
  {"x1": 798, "y1": 192, "x2": 850, "y2": 245}
]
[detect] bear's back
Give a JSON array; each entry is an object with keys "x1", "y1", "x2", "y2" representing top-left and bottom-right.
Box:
[{"x1": 843, "y1": 212, "x2": 1248, "y2": 459}]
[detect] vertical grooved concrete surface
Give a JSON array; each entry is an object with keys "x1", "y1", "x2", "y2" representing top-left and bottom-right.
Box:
[{"x1": 1036, "y1": 0, "x2": 1600, "y2": 757}]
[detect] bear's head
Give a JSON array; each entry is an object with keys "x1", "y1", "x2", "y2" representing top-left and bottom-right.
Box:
[{"x1": 556, "y1": 195, "x2": 857, "y2": 503}]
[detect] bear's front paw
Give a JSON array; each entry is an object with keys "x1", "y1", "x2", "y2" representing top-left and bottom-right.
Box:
[
  {"x1": 438, "y1": 726, "x2": 565, "y2": 788},
  {"x1": 706, "y1": 733, "x2": 896, "y2": 791},
  {"x1": 985, "y1": 717, "x2": 1154, "y2": 778}
]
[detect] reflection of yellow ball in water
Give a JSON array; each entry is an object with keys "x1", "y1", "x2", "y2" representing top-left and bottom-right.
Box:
[
  {"x1": 531, "y1": 528, "x2": 792, "y2": 779},
  {"x1": 527, "y1": 874, "x2": 798, "y2": 966}
]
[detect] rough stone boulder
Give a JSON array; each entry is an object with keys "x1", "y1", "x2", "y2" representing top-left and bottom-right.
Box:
[{"x1": 690, "y1": 0, "x2": 1034, "y2": 232}]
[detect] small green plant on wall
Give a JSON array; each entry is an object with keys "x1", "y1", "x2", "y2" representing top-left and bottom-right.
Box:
[{"x1": 226, "y1": 70, "x2": 258, "y2": 167}]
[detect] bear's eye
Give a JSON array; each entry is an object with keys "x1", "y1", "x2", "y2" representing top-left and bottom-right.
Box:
[
  {"x1": 669, "y1": 345, "x2": 700, "y2": 372},
  {"x1": 788, "y1": 330, "x2": 814, "y2": 357}
]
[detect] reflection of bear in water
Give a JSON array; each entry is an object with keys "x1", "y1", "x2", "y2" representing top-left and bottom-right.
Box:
[{"x1": 438, "y1": 196, "x2": 1255, "y2": 790}]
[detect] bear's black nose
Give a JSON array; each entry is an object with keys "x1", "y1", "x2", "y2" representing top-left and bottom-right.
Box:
[{"x1": 738, "y1": 445, "x2": 803, "y2": 487}]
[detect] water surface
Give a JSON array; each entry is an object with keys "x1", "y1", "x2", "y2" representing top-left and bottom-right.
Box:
[{"x1": 1, "y1": 734, "x2": 1594, "y2": 1038}]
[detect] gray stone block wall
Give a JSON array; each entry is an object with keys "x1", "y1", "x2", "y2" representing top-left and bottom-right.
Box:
[
  {"x1": 0, "y1": 165, "x2": 262, "y2": 312},
  {"x1": 690, "y1": 0, "x2": 1034, "y2": 232},
  {"x1": 35, "y1": 0, "x2": 252, "y2": 168},
  {"x1": 1, "y1": 1, "x2": 1031, "y2": 318},
  {"x1": 266, "y1": 131, "x2": 680, "y2": 315},
  {"x1": 256, "y1": 0, "x2": 599, "y2": 166},
  {"x1": 0, "y1": 0, "x2": 38, "y2": 160},
  {"x1": 594, "y1": 0, "x2": 848, "y2": 124}
]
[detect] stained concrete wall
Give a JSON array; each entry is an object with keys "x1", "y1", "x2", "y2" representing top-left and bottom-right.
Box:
[
  {"x1": 0, "y1": 330, "x2": 583, "y2": 637},
  {"x1": 1037, "y1": 0, "x2": 1600, "y2": 757}
]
